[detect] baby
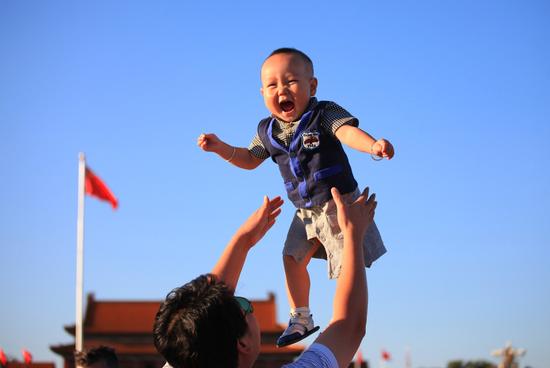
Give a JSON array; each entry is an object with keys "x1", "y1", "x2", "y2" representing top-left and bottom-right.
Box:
[{"x1": 198, "y1": 47, "x2": 394, "y2": 347}]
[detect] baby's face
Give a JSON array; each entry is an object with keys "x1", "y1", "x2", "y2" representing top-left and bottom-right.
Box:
[{"x1": 260, "y1": 53, "x2": 317, "y2": 123}]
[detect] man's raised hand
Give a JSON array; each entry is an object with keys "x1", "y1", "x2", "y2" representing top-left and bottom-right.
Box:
[{"x1": 331, "y1": 187, "x2": 377, "y2": 239}]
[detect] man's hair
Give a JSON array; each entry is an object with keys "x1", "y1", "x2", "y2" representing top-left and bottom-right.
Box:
[
  {"x1": 153, "y1": 274, "x2": 247, "y2": 368},
  {"x1": 267, "y1": 47, "x2": 314, "y2": 76},
  {"x1": 74, "y1": 346, "x2": 118, "y2": 368}
]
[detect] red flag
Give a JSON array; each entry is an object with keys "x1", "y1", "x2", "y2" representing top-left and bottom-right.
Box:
[
  {"x1": 381, "y1": 349, "x2": 391, "y2": 361},
  {"x1": 355, "y1": 349, "x2": 364, "y2": 367},
  {"x1": 85, "y1": 167, "x2": 118, "y2": 209},
  {"x1": 0, "y1": 349, "x2": 7, "y2": 366},
  {"x1": 21, "y1": 349, "x2": 32, "y2": 365}
]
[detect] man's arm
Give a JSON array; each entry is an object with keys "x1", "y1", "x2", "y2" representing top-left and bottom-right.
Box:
[
  {"x1": 334, "y1": 125, "x2": 394, "y2": 159},
  {"x1": 314, "y1": 186, "x2": 377, "y2": 368},
  {"x1": 211, "y1": 195, "x2": 284, "y2": 290},
  {"x1": 197, "y1": 133, "x2": 265, "y2": 170}
]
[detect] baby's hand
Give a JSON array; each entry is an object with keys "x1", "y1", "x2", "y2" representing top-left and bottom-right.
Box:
[
  {"x1": 197, "y1": 133, "x2": 221, "y2": 152},
  {"x1": 372, "y1": 138, "x2": 395, "y2": 160}
]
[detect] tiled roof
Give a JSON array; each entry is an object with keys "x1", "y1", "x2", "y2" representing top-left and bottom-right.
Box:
[
  {"x1": 249, "y1": 292, "x2": 286, "y2": 332},
  {"x1": 4, "y1": 363, "x2": 55, "y2": 368},
  {"x1": 72, "y1": 292, "x2": 286, "y2": 334},
  {"x1": 52, "y1": 292, "x2": 304, "y2": 364},
  {"x1": 83, "y1": 295, "x2": 160, "y2": 333}
]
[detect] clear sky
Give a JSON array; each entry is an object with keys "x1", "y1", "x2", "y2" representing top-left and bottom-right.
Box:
[{"x1": 1, "y1": 1, "x2": 549, "y2": 367}]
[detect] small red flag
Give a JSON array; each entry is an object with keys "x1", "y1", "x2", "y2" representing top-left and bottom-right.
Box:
[
  {"x1": 0, "y1": 349, "x2": 7, "y2": 366},
  {"x1": 85, "y1": 167, "x2": 118, "y2": 209},
  {"x1": 355, "y1": 349, "x2": 364, "y2": 367},
  {"x1": 21, "y1": 349, "x2": 32, "y2": 365},
  {"x1": 381, "y1": 349, "x2": 391, "y2": 361}
]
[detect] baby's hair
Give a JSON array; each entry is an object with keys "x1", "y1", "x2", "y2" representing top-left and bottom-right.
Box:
[{"x1": 267, "y1": 47, "x2": 314, "y2": 76}]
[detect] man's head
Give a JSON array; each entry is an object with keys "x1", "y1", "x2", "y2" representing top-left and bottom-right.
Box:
[
  {"x1": 260, "y1": 48, "x2": 318, "y2": 123},
  {"x1": 153, "y1": 274, "x2": 261, "y2": 368},
  {"x1": 74, "y1": 346, "x2": 118, "y2": 368}
]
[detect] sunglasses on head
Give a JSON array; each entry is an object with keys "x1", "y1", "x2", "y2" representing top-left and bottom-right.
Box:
[{"x1": 234, "y1": 296, "x2": 254, "y2": 315}]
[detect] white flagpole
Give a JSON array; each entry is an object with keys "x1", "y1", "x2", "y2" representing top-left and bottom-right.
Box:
[{"x1": 75, "y1": 152, "x2": 86, "y2": 352}]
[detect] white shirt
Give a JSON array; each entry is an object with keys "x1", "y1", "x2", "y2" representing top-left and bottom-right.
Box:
[
  {"x1": 282, "y1": 343, "x2": 338, "y2": 368},
  {"x1": 161, "y1": 342, "x2": 338, "y2": 368}
]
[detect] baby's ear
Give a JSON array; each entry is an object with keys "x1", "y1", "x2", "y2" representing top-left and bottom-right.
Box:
[
  {"x1": 310, "y1": 77, "x2": 318, "y2": 96},
  {"x1": 260, "y1": 87, "x2": 264, "y2": 96}
]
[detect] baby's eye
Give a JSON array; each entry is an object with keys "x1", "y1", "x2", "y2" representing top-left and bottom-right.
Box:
[{"x1": 289, "y1": 80, "x2": 298, "y2": 84}]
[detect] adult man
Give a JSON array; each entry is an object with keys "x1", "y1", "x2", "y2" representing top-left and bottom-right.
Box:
[
  {"x1": 153, "y1": 186, "x2": 376, "y2": 368},
  {"x1": 74, "y1": 346, "x2": 119, "y2": 368}
]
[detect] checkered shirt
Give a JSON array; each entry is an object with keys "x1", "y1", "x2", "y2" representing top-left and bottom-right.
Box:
[{"x1": 247, "y1": 98, "x2": 358, "y2": 159}]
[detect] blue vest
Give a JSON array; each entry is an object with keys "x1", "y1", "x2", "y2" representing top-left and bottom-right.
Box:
[{"x1": 257, "y1": 101, "x2": 358, "y2": 208}]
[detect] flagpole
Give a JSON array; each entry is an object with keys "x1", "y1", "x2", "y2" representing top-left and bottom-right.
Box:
[{"x1": 75, "y1": 152, "x2": 86, "y2": 352}]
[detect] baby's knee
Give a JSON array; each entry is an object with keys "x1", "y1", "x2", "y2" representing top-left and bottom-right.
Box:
[
  {"x1": 283, "y1": 254, "x2": 305, "y2": 270},
  {"x1": 283, "y1": 254, "x2": 296, "y2": 265}
]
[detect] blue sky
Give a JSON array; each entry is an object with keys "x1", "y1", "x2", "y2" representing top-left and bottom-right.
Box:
[{"x1": 1, "y1": 1, "x2": 549, "y2": 367}]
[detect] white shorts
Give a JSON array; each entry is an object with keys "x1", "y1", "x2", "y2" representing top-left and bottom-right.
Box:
[{"x1": 283, "y1": 187, "x2": 387, "y2": 279}]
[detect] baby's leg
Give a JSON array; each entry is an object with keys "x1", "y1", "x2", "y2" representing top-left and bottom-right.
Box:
[
  {"x1": 277, "y1": 238, "x2": 321, "y2": 347},
  {"x1": 283, "y1": 238, "x2": 321, "y2": 309}
]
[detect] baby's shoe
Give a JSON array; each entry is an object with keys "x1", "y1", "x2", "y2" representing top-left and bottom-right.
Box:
[{"x1": 276, "y1": 308, "x2": 320, "y2": 347}]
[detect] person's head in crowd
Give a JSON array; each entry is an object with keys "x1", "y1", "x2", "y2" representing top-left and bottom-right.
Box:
[{"x1": 74, "y1": 346, "x2": 119, "y2": 368}]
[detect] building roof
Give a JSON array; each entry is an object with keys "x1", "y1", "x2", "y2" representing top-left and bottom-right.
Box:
[
  {"x1": 65, "y1": 292, "x2": 286, "y2": 335},
  {"x1": 52, "y1": 292, "x2": 304, "y2": 368},
  {"x1": 3, "y1": 363, "x2": 55, "y2": 368}
]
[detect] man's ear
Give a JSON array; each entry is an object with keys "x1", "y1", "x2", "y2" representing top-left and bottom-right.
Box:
[
  {"x1": 310, "y1": 77, "x2": 318, "y2": 96},
  {"x1": 237, "y1": 337, "x2": 252, "y2": 354},
  {"x1": 260, "y1": 87, "x2": 264, "y2": 97}
]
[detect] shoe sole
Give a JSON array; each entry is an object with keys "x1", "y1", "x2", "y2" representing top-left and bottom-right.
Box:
[{"x1": 276, "y1": 326, "x2": 320, "y2": 348}]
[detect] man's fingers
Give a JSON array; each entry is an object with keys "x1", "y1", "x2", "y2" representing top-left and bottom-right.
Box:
[
  {"x1": 270, "y1": 208, "x2": 282, "y2": 220},
  {"x1": 331, "y1": 187, "x2": 343, "y2": 207},
  {"x1": 268, "y1": 196, "x2": 284, "y2": 212},
  {"x1": 260, "y1": 195, "x2": 283, "y2": 220},
  {"x1": 365, "y1": 193, "x2": 376, "y2": 207},
  {"x1": 353, "y1": 186, "x2": 370, "y2": 205},
  {"x1": 362, "y1": 187, "x2": 370, "y2": 197},
  {"x1": 370, "y1": 200, "x2": 377, "y2": 212},
  {"x1": 367, "y1": 201, "x2": 377, "y2": 222}
]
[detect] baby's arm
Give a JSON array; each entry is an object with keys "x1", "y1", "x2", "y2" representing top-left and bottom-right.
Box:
[
  {"x1": 335, "y1": 125, "x2": 395, "y2": 159},
  {"x1": 197, "y1": 133, "x2": 264, "y2": 170}
]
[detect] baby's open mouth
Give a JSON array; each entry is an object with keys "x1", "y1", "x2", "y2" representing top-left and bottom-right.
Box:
[{"x1": 280, "y1": 100, "x2": 295, "y2": 112}]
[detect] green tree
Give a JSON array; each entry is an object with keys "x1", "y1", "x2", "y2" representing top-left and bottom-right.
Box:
[
  {"x1": 465, "y1": 361, "x2": 494, "y2": 368},
  {"x1": 448, "y1": 360, "x2": 464, "y2": 368},
  {"x1": 447, "y1": 360, "x2": 495, "y2": 368}
]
